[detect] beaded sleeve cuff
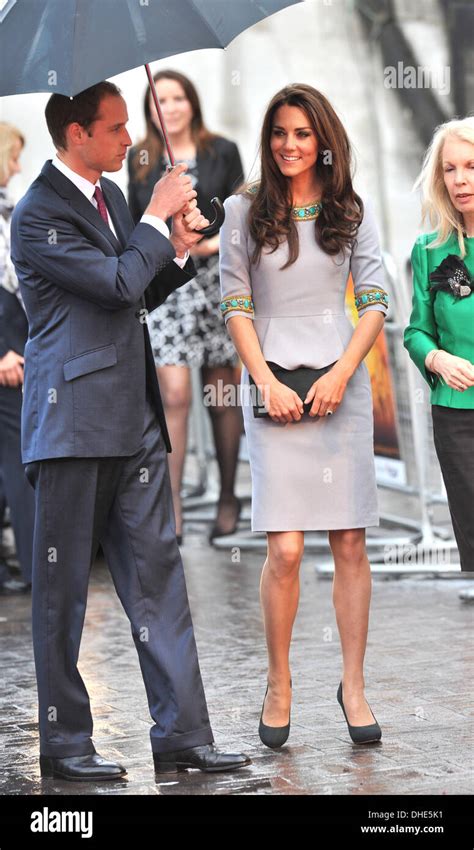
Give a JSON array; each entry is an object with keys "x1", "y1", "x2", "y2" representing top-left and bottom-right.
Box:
[
  {"x1": 220, "y1": 295, "x2": 255, "y2": 319},
  {"x1": 355, "y1": 287, "x2": 389, "y2": 313}
]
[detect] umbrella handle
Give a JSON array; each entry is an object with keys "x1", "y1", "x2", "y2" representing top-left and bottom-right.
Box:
[{"x1": 195, "y1": 196, "x2": 225, "y2": 237}]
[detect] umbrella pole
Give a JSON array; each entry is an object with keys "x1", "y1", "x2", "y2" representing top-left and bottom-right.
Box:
[
  {"x1": 144, "y1": 64, "x2": 175, "y2": 166},
  {"x1": 143, "y1": 64, "x2": 225, "y2": 236}
]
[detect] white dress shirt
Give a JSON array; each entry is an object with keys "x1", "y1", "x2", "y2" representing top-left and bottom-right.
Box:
[{"x1": 51, "y1": 156, "x2": 188, "y2": 268}]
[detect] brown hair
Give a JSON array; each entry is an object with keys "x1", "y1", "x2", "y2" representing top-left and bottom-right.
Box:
[
  {"x1": 242, "y1": 84, "x2": 363, "y2": 269},
  {"x1": 129, "y1": 69, "x2": 217, "y2": 182},
  {"x1": 45, "y1": 81, "x2": 122, "y2": 150}
]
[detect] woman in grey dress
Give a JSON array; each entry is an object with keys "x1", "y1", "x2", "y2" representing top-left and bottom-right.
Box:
[{"x1": 219, "y1": 85, "x2": 388, "y2": 748}]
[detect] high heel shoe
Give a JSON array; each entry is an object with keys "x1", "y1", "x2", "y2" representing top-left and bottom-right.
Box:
[
  {"x1": 258, "y1": 679, "x2": 292, "y2": 749},
  {"x1": 209, "y1": 496, "x2": 242, "y2": 542},
  {"x1": 337, "y1": 681, "x2": 382, "y2": 744}
]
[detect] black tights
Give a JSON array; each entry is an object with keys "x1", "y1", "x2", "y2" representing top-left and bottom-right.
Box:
[
  {"x1": 201, "y1": 366, "x2": 242, "y2": 528},
  {"x1": 158, "y1": 363, "x2": 243, "y2": 536}
]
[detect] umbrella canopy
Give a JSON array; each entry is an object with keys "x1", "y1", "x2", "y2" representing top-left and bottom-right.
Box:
[
  {"x1": 0, "y1": 0, "x2": 304, "y2": 234},
  {"x1": 0, "y1": 0, "x2": 303, "y2": 97}
]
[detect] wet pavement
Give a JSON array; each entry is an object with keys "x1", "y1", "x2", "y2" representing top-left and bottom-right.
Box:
[{"x1": 0, "y1": 519, "x2": 472, "y2": 798}]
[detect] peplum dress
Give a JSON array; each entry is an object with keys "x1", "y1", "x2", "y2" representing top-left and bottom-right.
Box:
[{"x1": 219, "y1": 193, "x2": 389, "y2": 532}]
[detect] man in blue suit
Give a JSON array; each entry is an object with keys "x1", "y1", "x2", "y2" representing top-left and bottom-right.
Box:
[{"x1": 10, "y1": 81, "x2": 250, "y2": 781}]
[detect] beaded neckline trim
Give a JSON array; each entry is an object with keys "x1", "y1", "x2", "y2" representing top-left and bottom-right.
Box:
[{"x1": 291, "y1": 201, "x2": 323, "y2": 221}]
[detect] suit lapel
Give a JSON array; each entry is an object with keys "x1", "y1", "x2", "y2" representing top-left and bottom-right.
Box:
[{"x1": 41, "y1": 161, "x2": 123, "y2": 255}]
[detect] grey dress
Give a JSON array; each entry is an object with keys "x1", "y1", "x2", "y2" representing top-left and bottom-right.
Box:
[{"x1": 219, "y1": 192, "x2": 389, "y2": 532}]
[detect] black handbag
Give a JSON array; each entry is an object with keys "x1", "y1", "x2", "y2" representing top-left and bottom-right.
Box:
[{"x1": 248, "y1": 360, "x2": 338, "y2": 418}]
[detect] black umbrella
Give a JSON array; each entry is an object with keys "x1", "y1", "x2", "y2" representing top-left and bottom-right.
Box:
[{"x1": 0, "y1": 0, "x2": 304, "y2": 233}]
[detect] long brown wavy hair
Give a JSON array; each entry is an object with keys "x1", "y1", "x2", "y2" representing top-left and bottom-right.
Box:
[
  {"x1": 130, "y1": 69, "x2": 217, "y2": 183},
  {"x1": 242, "y1": 84, "x2": 363, "y2": 268}
]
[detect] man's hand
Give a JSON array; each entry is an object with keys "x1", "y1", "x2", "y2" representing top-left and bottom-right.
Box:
[
  {"x1": 144, "y1": 163, "x2": 196, "y2": 221},
  {"x1": 0, "y1": 350, "x2": 24, "y2": 386},
  {"x1": 170, "y1": 199, "x2": 210, "y2": 257}
]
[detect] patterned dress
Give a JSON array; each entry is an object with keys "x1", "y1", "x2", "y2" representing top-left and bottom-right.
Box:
[{"x1": 147, "y1": 157, "x2": 238, "y2": 368}]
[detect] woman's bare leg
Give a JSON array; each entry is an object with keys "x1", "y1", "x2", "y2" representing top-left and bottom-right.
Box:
[
  {"x1": 329, "y1": 528, "x2": 376, "y2": 725},
  {"x1": 260, "y1": 530, "x2": 304, "y2": 725}
]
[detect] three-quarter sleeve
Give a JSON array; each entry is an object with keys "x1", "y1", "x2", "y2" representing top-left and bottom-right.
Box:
[
  {"x1": 350, "y1": 198, "x2": 389, "y2": 318},
  {"x1": 219, "y1": 193, "x2": 254, "y2": 324},
  {"x1": 403, "y1": 237, "x2": 440, "y2": 389}
]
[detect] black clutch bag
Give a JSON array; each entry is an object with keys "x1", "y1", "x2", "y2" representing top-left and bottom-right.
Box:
[{"x1": 248, "y1": 361, "x2": 338, "y2": 418}]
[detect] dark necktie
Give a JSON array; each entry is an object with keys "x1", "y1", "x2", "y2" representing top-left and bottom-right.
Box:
[{"x1": 93, "y1": 186, "x2": 110, "y2": 226}]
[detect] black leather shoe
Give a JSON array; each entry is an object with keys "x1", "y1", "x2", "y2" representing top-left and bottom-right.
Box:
[
  {"x1": 40, "y1": 752, "x2": 127, "y2": 781},
  {"x1": 337, "y1": 681, "x2": 382, "y2": 744},
  {"x1": 258, "y1": 679, "x2": 292, "y2": 749},
  {"x1": 153, "y1": 743, "x2": 251, "y2": 774}
]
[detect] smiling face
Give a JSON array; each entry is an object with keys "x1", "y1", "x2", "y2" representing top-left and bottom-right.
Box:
[
  {"x1": 65, "y1": 94, "x2": 132, "y2": 177},
  {"x1": 270, "y1": 104, "x2": 319, "y2": 189},
  {"x1": 149, "y1": 77, "x2": 194, "y2": 137},
  {"x1": 442, "y1": 135, "x2": 474, "y2": 222}
]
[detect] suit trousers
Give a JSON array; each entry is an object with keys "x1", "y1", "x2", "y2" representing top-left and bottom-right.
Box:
[
  {"x1": 431, "y1": 404, "x2": 474, "y2": 572},
  {"x1": 25, "y1": 395, "x2": 214, "y2": 757}
]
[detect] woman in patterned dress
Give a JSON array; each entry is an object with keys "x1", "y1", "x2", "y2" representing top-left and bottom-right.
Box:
[{"x1": 128, "y1": 70, "x2": 244, "y2": 543}]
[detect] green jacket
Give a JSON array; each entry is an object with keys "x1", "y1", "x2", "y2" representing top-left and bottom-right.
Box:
[{"x1": 404, "y1": 231, "x2": 474, "y2": 409}]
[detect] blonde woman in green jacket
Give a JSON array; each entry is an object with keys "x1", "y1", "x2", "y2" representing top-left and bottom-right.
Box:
[{"x1": 404, "y1": 117, "x2": 474, "y2": 571}]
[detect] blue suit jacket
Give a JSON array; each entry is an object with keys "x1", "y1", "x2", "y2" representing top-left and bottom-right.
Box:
[{"x1": 10, "y1": 160, "x2": 195, "y2": 462}]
